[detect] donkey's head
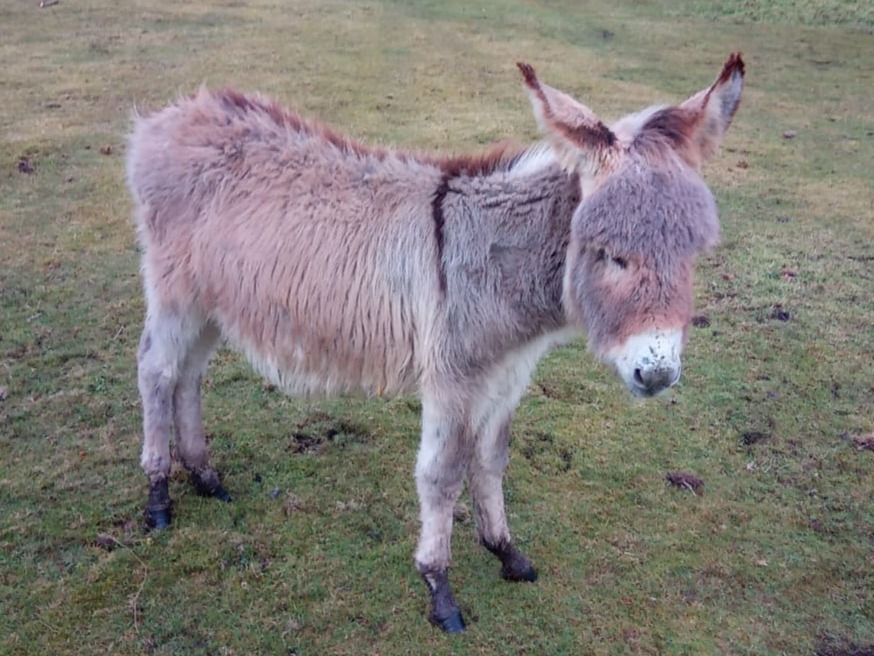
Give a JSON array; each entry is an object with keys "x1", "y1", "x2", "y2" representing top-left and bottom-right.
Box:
[{"x1": 519, "y1": 54, "x2": 744, "y2": 397}]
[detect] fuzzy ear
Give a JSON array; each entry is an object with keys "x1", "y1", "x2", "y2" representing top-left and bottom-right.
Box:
[
  {"x1": 517, "y1": 62, "x2": 617, "y2": 174},
  {"x1": 644, "y1": 53, "x2": 745, "y2": 167}
]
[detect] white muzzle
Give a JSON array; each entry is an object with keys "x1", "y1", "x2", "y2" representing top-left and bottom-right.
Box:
[{"x1": 606, "y1": 329, "x2": 684, "y2": 397}]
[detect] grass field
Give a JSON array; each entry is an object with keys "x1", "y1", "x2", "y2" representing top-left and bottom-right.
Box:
[{"x1": 1, "y1": 0, "x2": 873, "y2": 654}]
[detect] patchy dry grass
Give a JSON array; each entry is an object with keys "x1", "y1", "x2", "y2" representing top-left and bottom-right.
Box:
[{"x1": 1, "y1": 0, "x2": 873, "y2": 654}]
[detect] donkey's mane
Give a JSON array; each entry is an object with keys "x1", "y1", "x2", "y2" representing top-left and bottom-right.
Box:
[
  {"x1": 433, "y1": 142, "x2": 530, "y2": 177},
  {"x1": 212, "y1": 87, "x2": 533, "y2": 178}
]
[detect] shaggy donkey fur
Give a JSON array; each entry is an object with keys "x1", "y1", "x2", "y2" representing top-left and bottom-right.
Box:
[{"x1": 128, "y1": 53, "x2": 744, "y2": 632}]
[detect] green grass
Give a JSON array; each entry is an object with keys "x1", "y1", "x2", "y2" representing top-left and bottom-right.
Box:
[{"x1": 2, "y1": 0, "x2": 873, "y2": 654}]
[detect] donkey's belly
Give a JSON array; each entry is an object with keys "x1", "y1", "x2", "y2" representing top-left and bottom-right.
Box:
[{"x1": 225, "y1": 319, "x2": 420, "y2": 398}]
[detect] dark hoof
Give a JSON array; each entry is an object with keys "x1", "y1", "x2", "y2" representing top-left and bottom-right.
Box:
[
  {"x1": 484, "y1": 539, "x2": 538, "y2": 583},
  {"x1": 212, "y1": 485, "x2": 232, "y2": 503},
  {"x1": 420, "y1": 567, "x2": 466, "y2": 634},
  {"x1": 191, "y1": 467, "x2": 232, "y2": 502},
  {"x1": 501, "y1": 561, "x2": 538, "y2": 583},
  {"x1": 145, "y1": 477, "x2": 172, "y2": 530},
  {"x1": 430, "y1": 608, "x2": 466, "y2": 634},
  {"x1": 145, "y1": 506, "x2": 172, "y2": 530}
]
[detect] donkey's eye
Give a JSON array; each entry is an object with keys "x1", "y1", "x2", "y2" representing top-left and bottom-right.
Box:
[{"x1": 595, "y1": 248, "x2": 627, "y2": 269}]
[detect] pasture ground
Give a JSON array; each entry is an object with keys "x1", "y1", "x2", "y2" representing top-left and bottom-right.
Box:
[{"x1": 1, "y1": 1, "x2": 873, "y2": 654}]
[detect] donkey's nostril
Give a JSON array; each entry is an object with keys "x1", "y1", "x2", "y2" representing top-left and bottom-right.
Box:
[{"x1": 633, "y1": 366, "x2": 678, "y2": 395}]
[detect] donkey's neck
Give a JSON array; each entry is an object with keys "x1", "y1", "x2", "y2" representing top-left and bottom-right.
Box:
[{"x1": 436, "y1": 156, "x2": 580, "y2": 366}]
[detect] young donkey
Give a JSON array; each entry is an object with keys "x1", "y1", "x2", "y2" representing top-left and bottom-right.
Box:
[{"x1": 128, "y1": 54, "x2": 744, "y2": 632}]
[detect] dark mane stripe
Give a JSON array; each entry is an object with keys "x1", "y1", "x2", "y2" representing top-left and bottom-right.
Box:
[{"x1": 431, "y1": 174, "x2": 451, "y2": 294}]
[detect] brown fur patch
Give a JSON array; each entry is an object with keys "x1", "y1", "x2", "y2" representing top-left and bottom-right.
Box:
[{"x1": 437, "y1": 140, "x2": 526, "y2": 178}]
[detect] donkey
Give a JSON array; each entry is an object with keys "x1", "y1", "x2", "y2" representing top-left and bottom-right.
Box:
[{"x1": 127, "y1": 53, "x2": 744, "y2": 632}]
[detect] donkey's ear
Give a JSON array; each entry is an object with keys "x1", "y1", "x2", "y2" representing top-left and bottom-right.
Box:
[
  {"x1": 517, "y1": 62, "x2": 617, "y2": 174},
  {"x1": 658, "y1": 53, "x2": 745, "y2": 167}
]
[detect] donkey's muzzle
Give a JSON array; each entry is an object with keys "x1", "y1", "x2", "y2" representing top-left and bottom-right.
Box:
[{"x1": 606, "y1": 328, "x2": 684, "y2": 398}]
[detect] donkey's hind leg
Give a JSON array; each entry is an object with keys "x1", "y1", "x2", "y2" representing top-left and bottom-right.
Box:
[
  {"x1": 138, "y1": 309, "x2": 202, "y2": 528},
  {"x1": 172, "y1": 322, "x2": 230, "y2": 502},
  {"x1": 137, "y1": 298, "x2": 216, "y2": 528}
]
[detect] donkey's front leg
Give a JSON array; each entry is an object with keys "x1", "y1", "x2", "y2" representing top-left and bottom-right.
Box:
[
  {"x1": 415, "y1": 396, "x2": 469, "y2": 633},
  {"x1": 468, "y1": 420, "x2": 537, "y2": 582}
]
